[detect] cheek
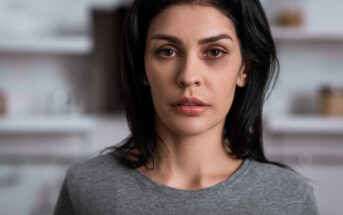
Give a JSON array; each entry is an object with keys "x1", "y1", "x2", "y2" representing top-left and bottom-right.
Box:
[
  {"x1": 145, "y1": 59, "x2": 175, "y2": 110},
  {"x1": 145, "y1": 58, "x2": 176, "y2": 89},
  {"x1": 216, "y1": 80, "x2": 236, "y2": 108},
  {"x1": 209, "y1": 70, "x2": 239, "y2": 112}
]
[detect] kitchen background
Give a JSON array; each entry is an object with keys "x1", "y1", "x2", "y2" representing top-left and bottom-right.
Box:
[{"x1": 0, "y1": 0, "x2": 342, "y2": 214}]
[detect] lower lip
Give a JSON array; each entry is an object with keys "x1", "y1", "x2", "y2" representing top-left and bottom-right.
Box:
[{"x1": 173, "y1": 105, "x2": 209, "y2": 115}]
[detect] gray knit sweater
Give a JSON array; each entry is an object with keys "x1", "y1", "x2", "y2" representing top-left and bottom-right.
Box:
[{"x1": 54, "y1": 153, "x2": 319, "y2": 215}]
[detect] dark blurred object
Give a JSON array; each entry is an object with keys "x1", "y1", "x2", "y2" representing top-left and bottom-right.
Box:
[
  {"x1": 91, "y1": 7, "x2": 128, "y2": 113},
  {"x1": 320, "y1": 84, "x2": 343, "y2": 116},
  {"x1": 276, "y1": 9, "x2": 304, "y2": 27},
  {"x1": 0, "y1": 88, "x2": 6, "y2": 116}
]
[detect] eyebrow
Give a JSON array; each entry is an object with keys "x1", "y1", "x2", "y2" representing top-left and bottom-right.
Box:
[
  {"x1": 150, "y1": 34, "x2": 233, "y2": 45},
  {"x1": 199, "y1": 34, "x2": 233, "y2": 44}
]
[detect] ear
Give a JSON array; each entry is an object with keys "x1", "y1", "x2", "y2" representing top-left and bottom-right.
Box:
[
  {"x1": 142, "y1": 78, "x2": 149, "y2": 86},
  {"x1": 236, "y1": 58, "x2": 250, "y2": 87},
  {"x1": 140, "y1": 75, "x2": 149, "y2": 86}
]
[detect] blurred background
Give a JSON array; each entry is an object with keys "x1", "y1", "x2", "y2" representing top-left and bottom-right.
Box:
[{"x1": 0, "y1": 0, "x2": 342, "y2": 214}]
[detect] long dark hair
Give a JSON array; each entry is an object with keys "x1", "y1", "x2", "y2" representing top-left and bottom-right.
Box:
[{"x1": 107, "y1": 0, "x2": 284, "y2": 169}]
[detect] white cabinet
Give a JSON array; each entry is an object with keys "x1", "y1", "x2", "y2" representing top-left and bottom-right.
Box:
[
  {"x1": 0, "y1": 115, "x2": 130, "y2": 215},
  {"x1": 264, "y1": 126, "x2": 343, "y2": 215},
  {"x1": 0, "y1": 164, "x2": 68, "y2": 215},
  {"x1": 0, "y1": 36, "x2": 92, "y2": 54},
  {"x1": 264, "y1": 52, "x2": 343, "y2": 214},
  {"x1": 264, "y1": 20, "x2": 343, "y2": 214}
]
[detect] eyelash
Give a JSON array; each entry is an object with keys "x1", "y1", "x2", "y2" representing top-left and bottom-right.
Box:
[
  {"x1": 204, "y1": 48, "x2": 228, "y2": 59},
  {"x1": 154, "y1": 47, "x2": 228, "y2": 59},
  {"x1": 155, "y1": 48, "x2": 177, "y2": 58}
]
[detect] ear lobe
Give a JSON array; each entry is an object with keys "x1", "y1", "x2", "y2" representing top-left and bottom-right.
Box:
[
  {"x1": 143, "y1": 79, "x2": 149, "y2": 86},
  {"x1": 236, "y1": 58, "x2": 251, "y2": 87},
  {"x1": 140, "y1": 75, "x2": 149, "y2": 86}
]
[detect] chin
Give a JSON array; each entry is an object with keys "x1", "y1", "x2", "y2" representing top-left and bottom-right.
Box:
[
  {"x1": 173, "y1": 127, "x2": 208, "y2": 137},
  {"x1": 155, "y1": 108, "x2": 226, "y2": 138},
  {"x1": 165, "y1": 118, "x2": 219, "y2": 137}
]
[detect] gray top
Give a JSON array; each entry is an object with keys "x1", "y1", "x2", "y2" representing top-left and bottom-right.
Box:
[{"x1": 54, "y1": 153, "x2": 319, "y2": 215}]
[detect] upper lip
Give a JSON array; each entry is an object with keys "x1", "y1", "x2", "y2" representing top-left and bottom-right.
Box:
[{"x1": 172, "y1": 97, "x2": 209, "y2": 106}]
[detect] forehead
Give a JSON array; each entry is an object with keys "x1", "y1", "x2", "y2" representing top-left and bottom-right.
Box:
[{"x1": 147, "y1": 4, "x2": 238, "y2": 41}]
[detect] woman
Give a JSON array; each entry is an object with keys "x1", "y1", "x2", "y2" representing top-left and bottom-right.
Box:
[{"x1": 54, "y1": 0, "x2": 319, "y2": 214}]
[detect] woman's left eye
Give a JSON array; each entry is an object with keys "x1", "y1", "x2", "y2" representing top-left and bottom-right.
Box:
[
  {"x1": 155, "y1": 48, "x2": 177, "y2": 58},
  {"x1": 205, "y1": 49, "x2": 227, "y2": 58}
]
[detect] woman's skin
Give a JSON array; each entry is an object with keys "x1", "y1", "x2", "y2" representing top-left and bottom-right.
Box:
[{"x1": 139, "y1": 4, "x2": 248, "y2": 190}]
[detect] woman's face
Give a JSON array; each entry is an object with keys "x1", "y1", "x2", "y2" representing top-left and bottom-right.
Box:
[{"x1": 144, "y1": 4, "x2": 247, "y2": 137}]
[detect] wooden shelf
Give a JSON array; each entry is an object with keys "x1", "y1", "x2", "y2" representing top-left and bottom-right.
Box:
[
  {"x1": 0, "y1": 115, "x2": 96, "y2": 134},
  {"x1": 264, "y1": 115, "x2": 343, "y2": 135},
  {"x1": 271, "y1": 26, "x2": 343, "y2": 42},
  {"x1": 0, "y1": 35, "x2": 93, "y2": 54}
]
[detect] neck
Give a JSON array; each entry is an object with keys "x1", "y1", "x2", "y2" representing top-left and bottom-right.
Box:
[{"x1": 139, "y1": 116, "x2": 242, "y2": 190}]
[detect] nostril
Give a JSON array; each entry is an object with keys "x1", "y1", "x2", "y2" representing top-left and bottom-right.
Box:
[
  {"x1": 179, "y1": 81, "x2": 186, "y2": 87},
  {"x1": 178, "y1": 80, "x2": 200, "y2": 87}
]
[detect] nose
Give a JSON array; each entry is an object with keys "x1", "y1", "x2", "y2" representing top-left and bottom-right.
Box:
[{"x1": 176, "y1": 53, "x2": 202, "y2": 88}]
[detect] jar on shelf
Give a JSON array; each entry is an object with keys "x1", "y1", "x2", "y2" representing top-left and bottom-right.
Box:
[
  {"x1": 320, "y1": 84, "x2": 343, "y2": 116},
  {"x1": 264, "y1": 0, "x2": 306, "y2": 27},
  {"x1": 0, "y1": 88, "x2": 6, "y2": 116}
]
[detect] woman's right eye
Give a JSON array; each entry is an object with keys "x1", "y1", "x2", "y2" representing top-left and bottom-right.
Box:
[{"x1": 156, "y1": 48, "x2": 177, "y2": 58}]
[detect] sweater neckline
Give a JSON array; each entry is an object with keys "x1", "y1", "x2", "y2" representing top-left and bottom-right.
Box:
[{"x1": 129, "y1": 158, "x2": 252, "y2": 196}]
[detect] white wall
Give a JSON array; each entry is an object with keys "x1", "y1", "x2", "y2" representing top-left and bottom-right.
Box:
[{"x1": 0, "y1": 0, "x2": 131, "y2": 36}]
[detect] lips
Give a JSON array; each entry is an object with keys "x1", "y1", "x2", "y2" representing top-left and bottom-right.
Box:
[
  {"x1": 172, "y1": 97, "x2": 209, "y2": 115},
  {"x1": 172, "y1": 97, "x2": 209, "y2": 107}
]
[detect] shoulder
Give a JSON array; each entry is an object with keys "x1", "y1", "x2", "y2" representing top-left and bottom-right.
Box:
[
  {"x1": 247, "y1": 159, "x2": 312, "y2": 191},
  {"x1": 58, "y1": 153, "x2": 139, "y2": 214},
  {"x1": 64, "y1": 153, "x2": 131, "y2": 191},
  {"x1": 239, "y1": 159, "x2": 319, "y2": 214}
]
